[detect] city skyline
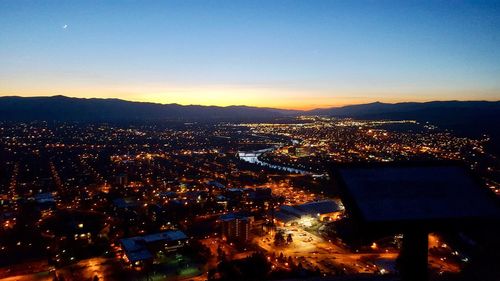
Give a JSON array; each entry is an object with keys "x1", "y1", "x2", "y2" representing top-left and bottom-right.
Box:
[{"x1": 1, "y1": 1, "x2": 500, "y2": 109}]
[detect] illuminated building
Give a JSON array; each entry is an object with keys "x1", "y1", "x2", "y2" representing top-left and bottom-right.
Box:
[
  {"x1": 219, "y1": 213, "x2": 252, "y2": 242},
  {"x1": 274, "y1": 200, "x2": 344, "y2": 226},
  {"x1": 120, "y1": 230, "x2": 188, "y2": 267}
]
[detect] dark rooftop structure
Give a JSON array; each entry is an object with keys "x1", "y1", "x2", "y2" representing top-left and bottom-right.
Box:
[
  {"x1": 219, "y1": 213, "x2": 249, "y2": 222},
  {"x1": 34, "y1": 192, "x2": 56, "y2": 204},
  {"x1": 333, "y1": 162, "x2": 499, "y2": 230},
  {"x1": 331, "y1": 161, "x2": 500, "y2": 281},
  {"x1": 112, "y1": 197, "x2": 139, "y2": 209},
  {"x1": 120, "y1": 230, "x2": 188, "y2": 264},
  {"x1": 296, "y1": 200, "x2": 344, "y2": 217},
  {"x1": 207, "y1": 180, "x2": 225, "y2": 189}
]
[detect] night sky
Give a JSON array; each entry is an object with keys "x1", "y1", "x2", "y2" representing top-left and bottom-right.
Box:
[{"x1": 1, "y1": 0, "x2": 499, "y2": 109}]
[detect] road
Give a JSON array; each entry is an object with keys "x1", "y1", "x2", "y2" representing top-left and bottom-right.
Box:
[
  {"x1": 254, "y1": 226, "x2": 397, "y2": 274},
  {"x1": 0, "y1": 257, "x2": 126, "y2": 281}
]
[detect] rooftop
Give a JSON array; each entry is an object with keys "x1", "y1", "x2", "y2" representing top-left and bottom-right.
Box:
[
  {"x1": 120, "y1": 230, "x2": 188, "y2": 262},
  {"x1": 296, "y1": 200, "x2": 344, "y2": 216}
]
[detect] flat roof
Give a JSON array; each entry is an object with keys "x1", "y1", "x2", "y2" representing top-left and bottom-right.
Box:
[
  {"x1": 275, "y1": 211, "x2": 300, "y2": 223},
  {"x1": 296, "y1": 200, "x2": 344, "y2": 215},
  {"x1": 280, "y1": 205, "x2": 307, "y2": 218},
  {"x1": 34, "y1": 192, "x2": 55, "y2": 203},
  {"x1": 120, "y1": 237, "x2": 153, "y2": 262},
  {"x1": 333, "y1": 163, "x2": 499, "y2": 226},
  {"x1": 112, "y1": 198, "x2": 138, "y2": 209},
  {"x1": 219, "y1": 213, "x2": 249, "y2": 222},
  {"x1": 277, "y1": 200, "x2": 344, "y2": 221},
  {"x1": 120, "y1": 230, "x2": 188, "y2": 262},
  {"x1": 143, "y1": 230, "x2": 188, "y2": 243}
]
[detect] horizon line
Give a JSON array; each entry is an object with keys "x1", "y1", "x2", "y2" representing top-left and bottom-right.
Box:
[{"x1": 1, "y1": 94, "x2": 499, "y2": 111}]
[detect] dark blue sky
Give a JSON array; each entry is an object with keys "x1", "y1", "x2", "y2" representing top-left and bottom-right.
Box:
[{"x1": 1, "y1": 0, "x2": 499, "y2": 108}]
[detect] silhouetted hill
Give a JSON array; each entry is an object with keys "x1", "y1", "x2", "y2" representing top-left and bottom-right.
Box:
[
  {"x1": 307, "y1": 100, "x2": 499, "y2": 136},
  {"x1": 1, "y1": 96, "x2": 499, "y2": 153},
  {"x1": 307, "y1": 100, "x2": 500, "y2": 155},
  {"x1": 0, "y1": 95, "x2": 295, "y2": 122},
  {"x1": 308, "y1": 100, "x2": 500, "y2": 117}
]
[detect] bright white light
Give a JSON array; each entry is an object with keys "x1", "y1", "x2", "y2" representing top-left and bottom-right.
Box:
[{"x1": 299, "y1": 217, "x2": 313, "y2": 227}]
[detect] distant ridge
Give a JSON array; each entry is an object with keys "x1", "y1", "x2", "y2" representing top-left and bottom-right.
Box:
[
  {"x1": 1, "y1": 95, "x2": 498, "y2": 123},
  {"x1": 0, "y1": 95, "x2": 296, "y2": 122},
  {"x1": 306, "y1": 100, "x2": 500, "y2": 137},
  {"x1": 0, "y1": 96, "x2": 500, "y2": 139},
  {"x1": 0, "y1": 96, "x2": 499, "y2": 146},
  {"x1": 307, "y1": 100, "x2": 500, "y2": 117},
  {"x1": 307, "y1": 100, "x2": 500, "y2": 156}
]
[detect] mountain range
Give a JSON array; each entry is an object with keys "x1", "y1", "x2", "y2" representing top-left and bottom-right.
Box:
[
  {"x1": 1, "y1": 95, "x2": 498, "y2": 125},
  {"x1": 1, "y1": 96, "x2": 499, "y2": 148},
  {"x1": 0, "y1": 95, "x2": 296, "y2": 122},
  {"x1": 316, "y1": 100, "x2": 500, "y2": 153}
]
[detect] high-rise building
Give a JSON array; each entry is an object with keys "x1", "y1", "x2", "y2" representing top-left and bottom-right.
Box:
[{"x1": 219, "y1": 213, "x2": 252, "y2": 242}]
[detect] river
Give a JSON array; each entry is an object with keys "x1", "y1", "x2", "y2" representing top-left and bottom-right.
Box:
[{"x1": 237, "y1": 147, "x2": 312, "y2": 175}]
